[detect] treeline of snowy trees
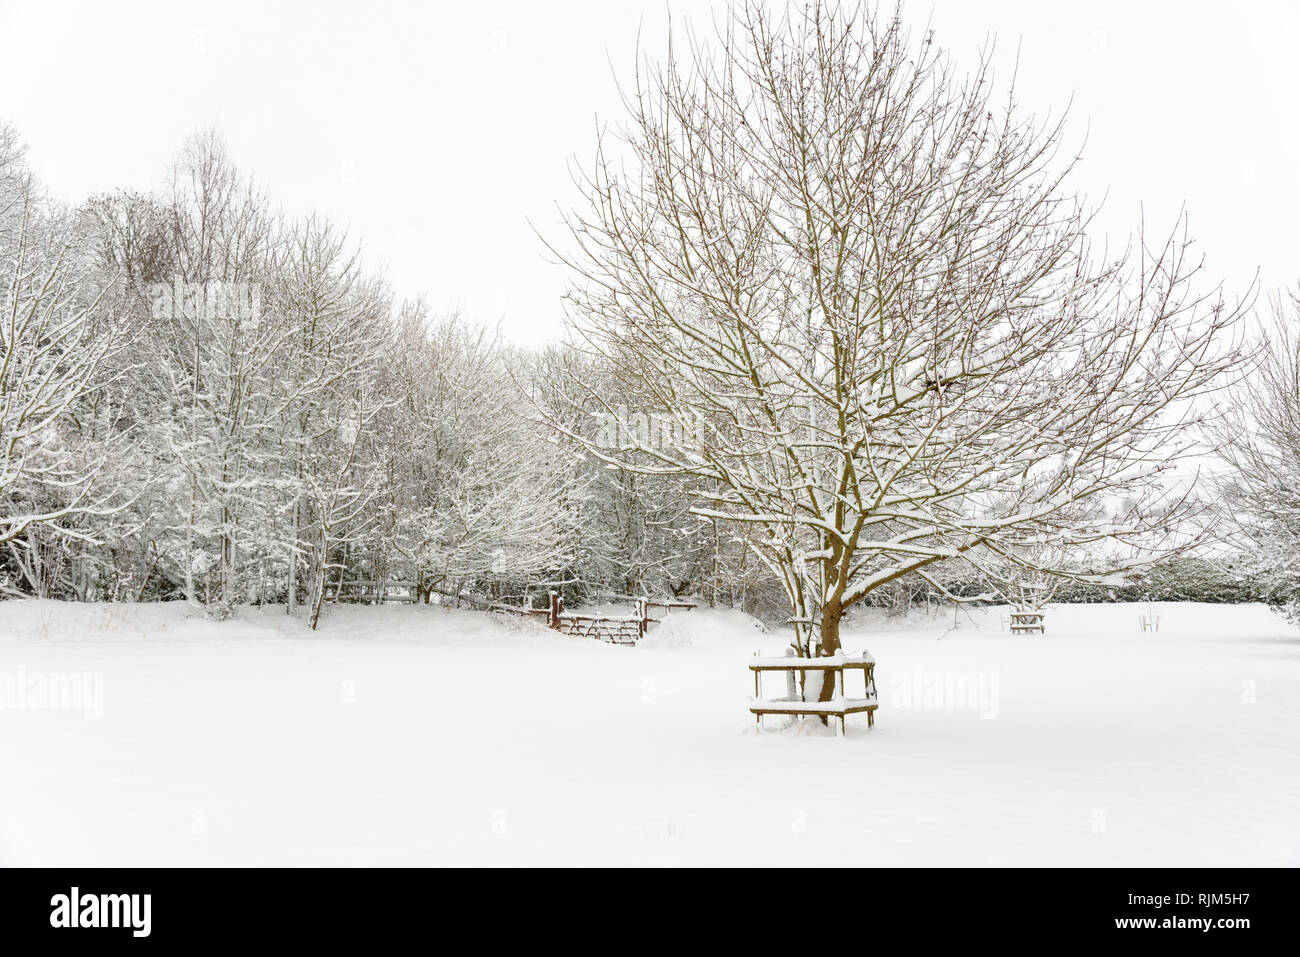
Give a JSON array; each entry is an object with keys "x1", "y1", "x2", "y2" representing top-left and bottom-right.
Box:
[
  {"x1": 9, "y1": 0, "x2": 1300, "y2": 634},
  {"x1": 852, "y1": 557, "x2": 1276, "y2": 611},
  {"x1": 0, "y1": 124, "x2": 765, "y2": 622}
]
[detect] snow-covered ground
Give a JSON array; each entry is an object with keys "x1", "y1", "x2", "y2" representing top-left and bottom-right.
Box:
[{"x1": 1, "y1": 599, "x2": 1296, "y2": 866}]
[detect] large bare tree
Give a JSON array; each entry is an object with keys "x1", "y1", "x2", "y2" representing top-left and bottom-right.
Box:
[{"x1": 546, "y1": 1, "x2": 1246, "y2": 682}]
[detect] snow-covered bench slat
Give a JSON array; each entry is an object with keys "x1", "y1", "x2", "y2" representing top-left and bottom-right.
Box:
[
  {"x1": 749, "y1": 696, "x2": 878, "y2": 714},
  {"x1": 749, "y1": 653, "x2": 874, "y2": 670}
]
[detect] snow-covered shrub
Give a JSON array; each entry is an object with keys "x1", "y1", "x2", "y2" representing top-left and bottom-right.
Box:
[{"x1": 203, "y1": 599, "x2": 236, "y2": 622}]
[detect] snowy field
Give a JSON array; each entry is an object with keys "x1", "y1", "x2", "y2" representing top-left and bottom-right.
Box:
[{"x1": 1, "y1": 599, "x2": 1297, "y2": 867}]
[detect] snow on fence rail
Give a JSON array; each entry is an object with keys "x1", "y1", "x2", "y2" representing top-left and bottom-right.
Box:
[
  {"x1": 322, "y1": 581, "x2": 691, "y2": 645},
  {"x1": 323, "y1": 580, "x2": 420, "y2": 604},
  {"x1": 431, "y1": 589, "x2": 549, "y2": 617},
  {"x1": 325, "y1": 581, "x2": 549, "y2": 616},
  {"x1": 605, "y1": 594, "x2": 699, "y2": 611}
]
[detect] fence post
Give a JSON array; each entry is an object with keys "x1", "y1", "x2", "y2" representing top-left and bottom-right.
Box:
[
  {"x1": 549, "y1": 590, "x2": 561, "y2": 630},
  {"x1": 636, "y1": 597, "x2": 647, "y2": 640}
]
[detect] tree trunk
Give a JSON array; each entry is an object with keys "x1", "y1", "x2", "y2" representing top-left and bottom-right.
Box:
[
  {"x1": 308, "y1": 539, "x2": 328, "y2": 630},
  {"x1": 813, "y1": 599, "x2": 844, "y2": 717},
  {"x1": 819, "y1": 599, "x2": 844, "y2": 656},
  {"x1": 287, "y1": 496, "x2": 298, "y2": 615}
]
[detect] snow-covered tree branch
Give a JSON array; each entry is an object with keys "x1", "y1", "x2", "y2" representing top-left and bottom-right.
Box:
[{"x1": 0, "y1": 132, "x2": 129, "y2": 550}]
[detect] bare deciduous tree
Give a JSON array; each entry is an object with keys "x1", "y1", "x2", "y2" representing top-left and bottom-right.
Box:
[
  {"x1": 267, "y1": 217, "x2": 395, "y2": 627},
  {"x1": 146, "y1": 131, "x2": 281, "y2": 605},
  {"x1": 1, "y1": 172, "x2": 128, "y2": 550},
  {"x1": 546, "y1": 1, "x2": 1246, "y2": 694}
]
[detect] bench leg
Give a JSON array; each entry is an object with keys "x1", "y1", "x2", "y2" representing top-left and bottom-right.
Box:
[
  {"x1": 839, "y1": 714, "x2": 846, "y2": 737},
  {"x1": 867, "y1": 709, "x2": 874, "y2": 728}
]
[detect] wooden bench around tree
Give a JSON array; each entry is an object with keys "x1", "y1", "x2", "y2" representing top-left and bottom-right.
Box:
[{"x1": 748, "y1": 653, "x2": 878, "y2": 735}]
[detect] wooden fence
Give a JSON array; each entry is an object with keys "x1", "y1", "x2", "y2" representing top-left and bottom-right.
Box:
[
  {"x1": 323, "y1": 580, "x2": 420, "y2": 604},
  {"x1": 323, "y1": 580, "x2": 694, "y2": 646},
  {"x1": 324, "y1": 580, "x2": 544, "y2": 615},
  {"x1": 547, "y1": 592, "x2": 654, "y2": 645},
  {"x1": 606, "y1": 594, "x2": 699, "y2": 612}
]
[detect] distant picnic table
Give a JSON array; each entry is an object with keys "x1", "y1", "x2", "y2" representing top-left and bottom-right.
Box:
[{"x1": 1009, "y1": 610, "x2": 1045, "y2": 634}]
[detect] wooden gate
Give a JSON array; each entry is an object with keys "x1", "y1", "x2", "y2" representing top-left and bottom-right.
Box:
[{"x1": 548, "y1": 592, "x2": 656, "y2": 645}]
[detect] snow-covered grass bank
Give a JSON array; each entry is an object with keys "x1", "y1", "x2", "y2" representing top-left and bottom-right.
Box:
[{"x1": 1, "y1": 600, "x2": 1297, "y2": 866}]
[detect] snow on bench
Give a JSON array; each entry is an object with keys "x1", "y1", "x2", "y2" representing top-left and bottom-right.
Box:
[
  {"x1": 749, "y1": 651, "x2": 879, "y2": 735},
  {"x1": 748, "y1": 696, "x2": 878, "y2": 714}
]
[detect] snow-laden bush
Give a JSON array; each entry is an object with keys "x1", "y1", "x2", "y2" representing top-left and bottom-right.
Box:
[{"x1": 203, "y1": 600, "x2": 236, "y2": 622}]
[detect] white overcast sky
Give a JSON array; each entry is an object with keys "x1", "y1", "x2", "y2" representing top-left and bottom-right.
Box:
[{"x1": 1, "y1": 0, "x2": 1296, "y2": 345}]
